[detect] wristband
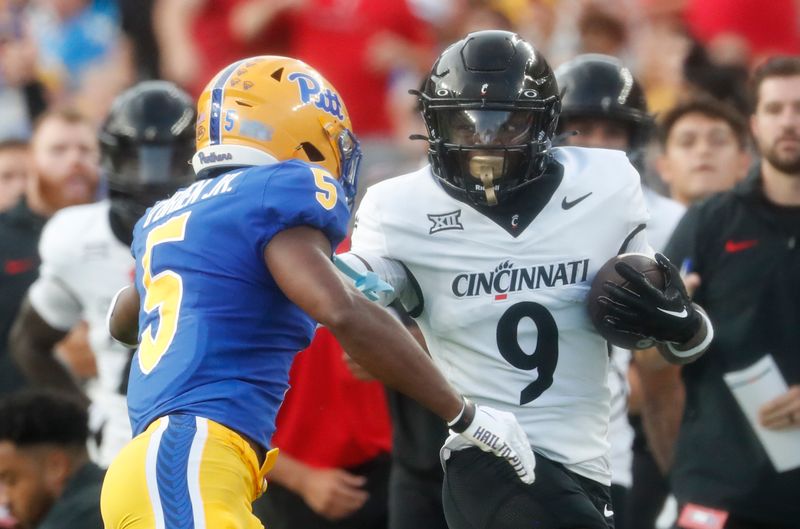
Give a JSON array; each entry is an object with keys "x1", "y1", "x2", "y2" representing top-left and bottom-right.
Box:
[
  {"x1": 447, "y1": 397, "x2": 476, "y2": 433},
  {"x1": 667, "y1": 309, "x2": 714, "y2": 359}
]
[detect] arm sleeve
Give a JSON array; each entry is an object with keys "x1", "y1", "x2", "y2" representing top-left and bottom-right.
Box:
[
  {"x1": 335, "y1": 251, "x2": 418, "y2": 307},
  {"x1": 349, "y1": 188, "x2": 420, "y2": 310},
  {"x1": 27, "y1": 215, "x2": 82, "y2": 331}
]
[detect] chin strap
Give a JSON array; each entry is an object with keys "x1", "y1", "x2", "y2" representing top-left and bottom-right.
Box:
[{"x1": 469, "y1": 155, "x2": 503, "y2": 206}]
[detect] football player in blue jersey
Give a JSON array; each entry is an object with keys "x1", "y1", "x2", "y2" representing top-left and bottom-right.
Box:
[{"x1": 99, "y1": 55, "x2": 536, "y2": 529}]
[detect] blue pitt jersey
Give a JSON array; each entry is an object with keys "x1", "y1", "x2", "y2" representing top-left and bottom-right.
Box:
[{"x1": 127, "y1": 160, "x2": 350, "y2": 449}]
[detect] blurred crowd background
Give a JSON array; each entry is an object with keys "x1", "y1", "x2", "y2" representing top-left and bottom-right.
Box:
[{"x1": 2, "y1": 0, "x2": 799, "y2": 185}]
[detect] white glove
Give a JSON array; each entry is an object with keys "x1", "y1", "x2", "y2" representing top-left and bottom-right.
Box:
[{"x1": 449, "y1": 399, "x2": 536, "y2": 484}]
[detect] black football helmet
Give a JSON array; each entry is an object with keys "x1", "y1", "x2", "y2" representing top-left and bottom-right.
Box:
[
  {"x1": 554, "y1": 54, "x2": 652, "y2": 164},
  {"x1": 413, "y1": 30, "x2": 561, "y2": 206},
  {"x1": 100, "y1": 80, "x2": 196, "y2": 234}
]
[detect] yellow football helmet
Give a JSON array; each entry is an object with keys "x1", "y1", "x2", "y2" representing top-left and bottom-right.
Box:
[{"x1": 193, "y1": 56, "x2": 361, "y2": 205}]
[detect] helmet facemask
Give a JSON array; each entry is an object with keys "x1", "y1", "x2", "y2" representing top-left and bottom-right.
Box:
[
  {"x1": 100, "y1": 80, "x2": 196, "y2": 234},
  {"x1": 422, "y1": 104, "x2": 559, "y2": 206},
  {"x1": 104, "y1": 139, "x2": 195, "y2": 233},
  {"x1": 412, "y1": 30, "x2": 561, "y2": 207},
  {"x1": 323, "y1": 121, "x2": 362, "y2": 209}
]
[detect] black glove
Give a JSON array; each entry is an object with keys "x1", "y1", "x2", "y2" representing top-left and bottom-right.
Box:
[{"x1": 597, "y1": 253, "x2": 701, "y2": 344}]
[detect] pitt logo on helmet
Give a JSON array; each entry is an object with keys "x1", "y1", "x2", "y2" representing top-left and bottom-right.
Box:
[
  {"x1": 288, "y1": 72, "x2": 345, "y2": 120},
  {"x1": 191, "y1": 56, "x2": 362, "y2": 207}
]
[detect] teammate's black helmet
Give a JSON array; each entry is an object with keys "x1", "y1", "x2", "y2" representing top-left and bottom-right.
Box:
[
  {"x1": 554, "y1": 54, "x2": 652, "y2": 160},
  {"x1": 413, "y1": 30, "x2": 561, "y2": 206},
  {"x1": 100, "y1": 81, "x2": 196, "y2": 233}
]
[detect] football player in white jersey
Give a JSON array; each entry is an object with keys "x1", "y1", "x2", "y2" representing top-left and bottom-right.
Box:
[
  {"x1": 9, "y1": 81, "x2": 196, "y2": 467},
  {"x1": 338, "y1": 31, "x2": 712, "y2": 529},
  {"x1": 554, "y1": 54, "x2": 687, "y2": 529}
]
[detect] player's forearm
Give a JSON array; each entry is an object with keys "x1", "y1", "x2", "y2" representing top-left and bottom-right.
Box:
[
  {"x1": 9, "y1": 299, "x2": 88, "y2": 404},
  {"x1": 328, "y1": 294, "x2": 463, "y2": 423},
  {"x1": 636, "y1": 356, "x2": 684, "y2": 473}
]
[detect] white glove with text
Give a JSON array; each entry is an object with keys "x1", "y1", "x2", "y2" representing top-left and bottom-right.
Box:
[{"x1": 447, "y1": 398, "x2": 536, "y2": 484}]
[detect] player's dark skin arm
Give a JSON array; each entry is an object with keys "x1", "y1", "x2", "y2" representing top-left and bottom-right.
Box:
[
  {"x1": 634, "y1": 349, "x2": 685, "y2": 473},
  {"x1": 107, "y1": 227, "x2": 465, "y2": 422},
  {"x1": 264, "y1": 226, "x2": 464, "y2": 423},
  {"x1": 632, "y1": 317, "x2": 708, "y2": 473},
  {"x1": 9, "y1": 298, "x2": 90, "y2": 407}
]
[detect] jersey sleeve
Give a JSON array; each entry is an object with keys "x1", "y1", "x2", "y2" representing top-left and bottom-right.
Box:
[
  {"x1": 349, "y1": 187, "x2": 419, "y2": 310},
  {"x1": 351, "y1": 187, "x2": 390, "y2": 256},
  {"x1": 618, "y1": 158, "x2": 655, "y2": 257},
  {"x1": 28, "y1": 213, "x2": 82, "y2": 331},
  {"x1": 260, "y1": 162, "x2": 351, "y2": 255}
]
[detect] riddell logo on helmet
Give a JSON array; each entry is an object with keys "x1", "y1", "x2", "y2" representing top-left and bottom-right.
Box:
[{"x1": 198, "y1": 152, "x2": 233, "y2": 164}]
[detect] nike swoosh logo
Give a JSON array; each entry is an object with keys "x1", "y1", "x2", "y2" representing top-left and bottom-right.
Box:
[
  {"x1": 604, "y1": 505, "x2": 614, "y2": 517},
  {"x1": 658, "y1": 306, "x2": 688, "y2": 318},
  {"x1": 561, "y1": 192, "x2": 592, "y2": 209},
  {"x1": 725, "y1": 239, "x2": 758, "y2": 253}
]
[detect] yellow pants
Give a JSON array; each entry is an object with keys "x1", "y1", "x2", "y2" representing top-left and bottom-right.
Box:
[{"x1": 101, "y1": 415, "x2": 278, "y2": 529}]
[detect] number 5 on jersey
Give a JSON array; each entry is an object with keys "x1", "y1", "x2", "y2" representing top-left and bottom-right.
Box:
[
  {"x1": 312, "y1": 167, "x2": 338, "y2": 210},
  {"x1": 139, "y1": 212, "x2": 191, "y2": 374}
]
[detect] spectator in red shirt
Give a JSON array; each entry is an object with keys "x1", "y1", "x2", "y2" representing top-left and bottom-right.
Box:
[
  {"x1": 683, "y1": 0, "x2": 800, "y2": 64},
  {"x1": 153, "y1": 0, "x2": 296, "y2": 96},
  {"x1": 289, "y1": 0, "x2": 436, "y2": 196},
  {"x1": 252, "y1": 326, "x2": 393, "y2": 528}
]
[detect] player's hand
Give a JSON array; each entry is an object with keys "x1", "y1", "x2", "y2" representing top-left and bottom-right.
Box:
[
  {"x1": 599, "y1": 253, "x2": 701, "y2": 344},
  {"x1": 452, "y1": 400, "x2": 536, "y2": 484},
  {"x1": 299, "y1": 467, "x2": 369, "y2": 520}
]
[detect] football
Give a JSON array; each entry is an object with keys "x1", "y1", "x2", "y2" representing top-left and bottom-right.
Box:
[{"x1": 587, "y1": 253, "x2": 666, "y2": 349}]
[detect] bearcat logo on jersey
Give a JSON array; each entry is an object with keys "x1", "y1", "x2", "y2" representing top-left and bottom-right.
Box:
[
  {"x1": 288, "y1": 72, "x2": 345, "y2": 120},
  {"x1": 428, "y1": 210, "x2": 463, "y2": 234},
  {"x1": 452, "y1": 258, "x2": 590, "y2": 301}
]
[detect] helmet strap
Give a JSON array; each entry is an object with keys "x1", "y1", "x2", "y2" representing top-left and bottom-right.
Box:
[{"x1": 469, "y1": 155, "x2": 503, "y2": 206}]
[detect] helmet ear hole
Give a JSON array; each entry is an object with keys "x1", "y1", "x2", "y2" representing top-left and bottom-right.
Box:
[{"x1": 300, "y1": 142, "x2": 325, "y2": 162}]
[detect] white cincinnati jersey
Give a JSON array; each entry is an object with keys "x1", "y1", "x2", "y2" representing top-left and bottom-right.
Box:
[
  {"x1": 351, "y1": 147, "x2": 652, "y2": 485},
  {"x1": 28, "y1": 200, "x2": 134, "y2": 467}
]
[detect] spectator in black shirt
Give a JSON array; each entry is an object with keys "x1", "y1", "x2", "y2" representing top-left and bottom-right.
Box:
[
  {"x1": 639, "y1": 56, "x2": 800, "y2": 529},
  {"x1": 0, "y1": 109, "x2": 99, "y2": 396},
  {"x1": 0, "y1": 389, "x2": 104, "y2": 529}
]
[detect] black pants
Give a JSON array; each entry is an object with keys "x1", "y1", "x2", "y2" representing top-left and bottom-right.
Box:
[
  {"x1": 610, "y1": 484, "x2": 629, "y2": 529},
  {"x1": 629, "y1": 445, "x2": 670, "y2": 529},
  {"x1": 388, "y1": 463, "x2": 448, "y2": 529},
  {"x1": 253, "y1": 453, "x2": 391, "y2": 529},
  {"x1": 443, "y1": 448, "x2": 614, "y2": 529}
]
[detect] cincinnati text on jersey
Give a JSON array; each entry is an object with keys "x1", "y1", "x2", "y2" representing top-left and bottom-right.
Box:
[{"x1": 451, "y1": 258, "x2": 590, "y2": 299}]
